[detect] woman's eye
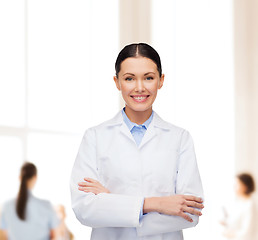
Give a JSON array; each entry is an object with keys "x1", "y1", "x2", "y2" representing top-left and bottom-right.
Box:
[
  {"x1": 146, "y1": 76, "x2": 153, "y2": 80},
  {"x1": 125, "y1": 77, "x2": 133, "y2": 81}
]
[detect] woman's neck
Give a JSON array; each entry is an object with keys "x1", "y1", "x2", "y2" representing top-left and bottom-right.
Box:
[
  {"x1": 237, "y1": 193, "x2": 251, "y2": 201},
  {"x1": 124, "y1": 106, "x2": 153, "y2": 125},
  {"x1": 27, "y1": 176, "x2": 37, "y2": 190}
]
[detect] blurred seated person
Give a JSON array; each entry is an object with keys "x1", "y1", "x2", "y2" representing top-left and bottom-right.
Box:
[
  {"x1": 220, "y1": 173, "x2": 256, "y2": 240},
  {"x1": 55, "y1": 205, "x2": 74, "y2": 240},
  {"x1": 0, "y1": 209, "x2": 6, "y2": 240},
  {"x1": 0, "y1": 230, "x2": 6, "y2": 240},
  {"x1": 0, "y1": 162, "x2": 59, "y2": 240}
]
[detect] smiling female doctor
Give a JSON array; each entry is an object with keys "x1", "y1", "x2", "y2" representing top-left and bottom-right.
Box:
[{"x1": 70, "y1": 43, "x2": 204, "y2": 240}]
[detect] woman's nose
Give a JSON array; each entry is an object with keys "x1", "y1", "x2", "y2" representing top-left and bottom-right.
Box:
[{"x1": 135, "y1": 79, "x2": 145, "y2": 92}]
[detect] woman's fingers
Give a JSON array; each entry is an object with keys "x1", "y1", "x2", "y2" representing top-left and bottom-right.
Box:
[
  {"x1": 78, "y1": 178, "x2": 102, "y2": 187},
  {"x1": 183, "y1": 206, "x2": 202, "y2": 216},
  {"x1": 183, "y1": 196, "x2": 204, "y2": 216},
  {"x1": 182, "y1": 195, "x2": 204, "y2": 209},
  {"x1": 156, "y1": 195, "x2": 204, "y2": 220},
  {"x1": 78, "y1": 181, "x2": 95, "y2": 187},
  {"x1": 185, "y1": 200, "x2": 204, "y2": 209},
  {"x1": 84, "y1": 177, "x2": 98, "y2": 183},
  {"x1": 78, "y1": 178, "x2": 110, "y2": 194},
  {"x1": 184, "y1": 195, "x2": 203, "y2": 203},
  {"x1": 179, "y1": 212, "x2": 193, "y2": 222},
  {"x1": 79, "y1": 186, "x2": 99, "y2": 194}
]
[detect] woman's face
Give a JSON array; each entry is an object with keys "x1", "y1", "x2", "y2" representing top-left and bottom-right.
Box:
[
  {"x1": 114, "y1": 57, "x2": 164, "y2": 114},
  {"x1": 235, "y1": 178, "x2": 247, "y2": 197}
]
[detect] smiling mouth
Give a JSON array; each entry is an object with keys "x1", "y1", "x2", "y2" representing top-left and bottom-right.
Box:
[{"x1": 131, "y1": 95, "x2": 150, "y2": 102}]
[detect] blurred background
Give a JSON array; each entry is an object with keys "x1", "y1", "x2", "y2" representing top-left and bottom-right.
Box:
[{"x1": 0, "y1": 0, "x2": 257, "y2": 239}]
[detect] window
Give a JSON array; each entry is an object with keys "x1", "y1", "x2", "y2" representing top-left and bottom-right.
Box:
[{"x1": 0, "y1": 1, "x2": 118, "y2": 239}]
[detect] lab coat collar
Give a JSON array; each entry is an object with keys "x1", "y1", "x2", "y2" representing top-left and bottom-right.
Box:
[
  {"x1": 105, "y1": 110, "x2": 171, "y2": 130},
  {"x1": 152, "y1": 112, "x2": 172, "y2": 130},
  {"x1": 104, "y1": 110, "x2": 171, "y2": 148}
]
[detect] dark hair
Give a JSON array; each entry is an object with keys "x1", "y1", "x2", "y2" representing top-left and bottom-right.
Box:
[
  {"x1": 16, "y1": 162, "x2": 37, "y2": 220},
  {"x1": 115, "y1": 43, "x2": 162, "y2": 77},
  {"x1": 237, "y1": 173, "x2": 255, "y2": 195}
]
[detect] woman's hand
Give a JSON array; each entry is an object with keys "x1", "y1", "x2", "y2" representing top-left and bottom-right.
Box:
[
  {"x1": 143, "y1": 195, "x2": 204, "y2": 222},
  {"x1": 78, "y1": 178, "x2": 110, "y2": 195}
]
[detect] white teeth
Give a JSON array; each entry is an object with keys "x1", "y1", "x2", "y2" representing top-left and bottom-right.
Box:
[{"x1": 133, "y1": 96, "x2": 147, "y2": 100}]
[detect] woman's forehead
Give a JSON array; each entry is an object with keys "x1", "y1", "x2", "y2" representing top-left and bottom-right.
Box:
[{"x1": 120, "y1": 57, "x2": 158, "y2": 74}]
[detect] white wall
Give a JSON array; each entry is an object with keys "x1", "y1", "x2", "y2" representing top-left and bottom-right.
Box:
[{"x1": 234, "y1": 0, "x2": 258, "y2": 186}]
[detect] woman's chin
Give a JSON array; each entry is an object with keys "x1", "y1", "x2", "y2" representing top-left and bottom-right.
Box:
[{"x1": 125, "y1": 104, "x2": 152, "y2": 113}]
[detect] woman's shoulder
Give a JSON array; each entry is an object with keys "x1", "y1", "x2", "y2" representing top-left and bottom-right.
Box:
[
  {"x1": 1, "y1": 198, "x2": 16, "y2": 209},
  {"x1": 30, "y1": 195, "x2": 53, "y2": 209},
  {"x1": 0, "y1": 199, "x2": 16, "y2": 217}
]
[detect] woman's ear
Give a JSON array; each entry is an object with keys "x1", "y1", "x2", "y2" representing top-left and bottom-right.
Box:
[
  {"x1": 158, "y1": 74, "x2": 165, "y2": 89},
  {"x1": 113, "y1": 76, "x2": 121, "y2": 91}
]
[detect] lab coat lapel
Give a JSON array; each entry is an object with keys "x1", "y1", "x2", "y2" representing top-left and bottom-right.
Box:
[
  {"x1": 139, "y1": 112, "x2": 170, "y2": 149},
  {"x1": 119, "y1": 121, "x2": 136, "y2": 143},
  {"x1": 106, "y1": 111, "x2": 135, "y2": 143},
  {"x1": 139, "y1": 124, "x2": 157, "y2": 149},
  {"x1": 107, "y1": 110, "x2": 169, "y2": 147}
]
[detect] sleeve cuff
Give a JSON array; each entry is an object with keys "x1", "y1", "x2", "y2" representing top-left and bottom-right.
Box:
[{"x1": 139, "y1": 198, "x2": 145, "y2": 221}]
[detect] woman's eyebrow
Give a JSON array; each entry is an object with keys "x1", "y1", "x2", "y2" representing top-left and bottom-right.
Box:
[
  {"x1": 123, "y1": 72, "x2": 156, "y2": 76},
  {"x1": 144, "y1": 72, "x2": 155, "y2": 75},
  {"x1": 123, "y1": 73, "x2": 135, "y2": 76}
]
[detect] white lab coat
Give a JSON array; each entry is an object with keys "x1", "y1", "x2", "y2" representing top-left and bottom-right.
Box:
[{"x1": 70, "y1": 110, "x2": 204, "y2": 240}]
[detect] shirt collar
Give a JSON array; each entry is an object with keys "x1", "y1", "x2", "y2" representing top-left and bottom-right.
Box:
[
  {"x1": 122, "y1": 107, "x2": 153, "y2": 131},
  {"x1": 105, "y1": 109, "x2": 171, "y2": 130}
]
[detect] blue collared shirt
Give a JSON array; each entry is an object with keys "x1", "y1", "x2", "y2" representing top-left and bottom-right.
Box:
[{"x1": 122, "y1": 108, "x2": 154, "y2": 146}]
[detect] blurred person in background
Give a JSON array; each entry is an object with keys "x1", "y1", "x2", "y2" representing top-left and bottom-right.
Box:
[
  {"x1": 0, "y1": 162, "x2": 59, "y2": 240},
  {"x1": 0, "y1": 231, "x2": 5, "y2": 240},
  {"x1": 55, "y1": 205, "x2": 74, "y2": 240},
  {"x1": 220, "y1": 173, "x2": 256, "y2": 240},
  {"x1": 0, "y1": 208, "x2": 5, "y2": 240}
]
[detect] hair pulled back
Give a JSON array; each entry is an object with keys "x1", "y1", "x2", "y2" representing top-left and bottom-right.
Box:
[
  {"x1": 237, "y1": 173, "x2": 255, "y2": 195},
  {"x1": 16, "y1": 162, "x2": 37, "y2": 220},
  {"x1": 115, "y1": 43, "x2": 162, "y2": 77}
]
